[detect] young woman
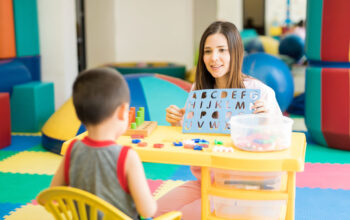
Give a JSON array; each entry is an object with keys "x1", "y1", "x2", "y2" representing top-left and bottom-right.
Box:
[{"x1": 159, "y1": 21, "x2": 282, "y2": 220}]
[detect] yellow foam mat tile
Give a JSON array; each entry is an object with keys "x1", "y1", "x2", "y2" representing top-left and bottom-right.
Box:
[
  {"x1": 4, "y1": 204, "x2": 54, "y2": 220},
  {"x1": 153, "y1": 180, "x2": 186, "y2": 200},
  {"x1": 0, "y1": 151, "x2": 62, "y2": 175}
]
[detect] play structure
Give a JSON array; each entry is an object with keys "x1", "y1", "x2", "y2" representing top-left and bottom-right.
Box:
[
  {"x1": 61, "y1": 126, "x2": 306, "y2": 220},
  {"x1": 105, "y1": 62, "x2": 187, "y2": 79},
  {"x1": 41, "y1": 73, "x2": 191, "y2": 154},
  {"x1": 242, "y1": 53, "x2": 294, "y2": 112},
  {"x1": 0, "y1": 0, "x2": 54, "y2": 149},
  {"x1": 304, "y1": 0, "x2": 350, "y2": 150}
]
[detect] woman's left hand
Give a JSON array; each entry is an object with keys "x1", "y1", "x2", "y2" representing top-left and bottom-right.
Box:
[{"x1": 253, "y1": 100, "x2": 268, "y2": 114}]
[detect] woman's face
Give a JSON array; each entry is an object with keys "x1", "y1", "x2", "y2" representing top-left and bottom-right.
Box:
[{"x1": 203, "y1": 33, "x2": 231, "y2": 79}]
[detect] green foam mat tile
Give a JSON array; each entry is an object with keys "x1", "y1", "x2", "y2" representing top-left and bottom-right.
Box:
[
  {"x1": 143, "y1": 162, "x2": 181, "y2": 180},
  {"x1": 306, "y1": 143, "x2": 350, "y2": 164},
  {"x1": 0, "y1": 151, "x2": 18, "y2": 162},
  {"x1": 0, "y1": 172, "x2": 52, "y2": 204}
]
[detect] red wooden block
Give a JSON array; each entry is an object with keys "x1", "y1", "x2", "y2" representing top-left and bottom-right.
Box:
[
  {"x1": 0, "y1": 93, "x2": 11, "y2": 149},
  {"x1": 153, "y1": 143, "x2": 164, "y2": 148}
]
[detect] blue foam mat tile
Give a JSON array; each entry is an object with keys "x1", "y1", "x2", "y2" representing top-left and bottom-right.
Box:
[
  {"x1": 3, "y1": 135, "x2": 41, "y2": 151},
  {"x1": 295, "y1": 187, "x2": 350, "y2": 220},
  {"x1": 170, "y1": 165, "x2": 197, "y2": 181},
  {"x1": 0, "y1": 203, "x2": 24, "y2": 220}
]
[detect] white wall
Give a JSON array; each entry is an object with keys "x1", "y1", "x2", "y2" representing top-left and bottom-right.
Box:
[
  {"x1": 37, "y1": 0, "x2": 78, "y2": 109},
  {"x1": 85, "y1": 0, "x2": 118, "y2": 68},
  {"x1": 217, "y1": 0, "x2": 243, "y2": 31},
  {"x1": 115, "y1": 0, "x2": 194, "y2": 69}
]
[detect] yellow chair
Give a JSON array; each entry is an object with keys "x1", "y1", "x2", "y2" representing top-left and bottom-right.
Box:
[{"x1": 37, "y1": 186, "x2": 181, "y2": 220}]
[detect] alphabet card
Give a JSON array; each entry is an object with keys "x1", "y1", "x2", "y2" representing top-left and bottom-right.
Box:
[{"x1": 182, "y1": 89, "x2": 260, "y2": 134}]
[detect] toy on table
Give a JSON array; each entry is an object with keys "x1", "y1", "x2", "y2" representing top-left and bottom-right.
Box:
[
  {"x1": 124, "y1": 107, "x2": 157, "y2": 137},
  {"x1": 230, "y1": 114, "x2": 293, "y2": 152}
]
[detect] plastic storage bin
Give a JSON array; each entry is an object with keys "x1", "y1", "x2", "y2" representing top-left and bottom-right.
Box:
[
  {"x1": 212, "y1": 196, "x2": 286, "y2": 220},
  {"x1": 213, "y1": 169, "x2": 285, "y2": 191},
  {"x1": 230, "y1": 114, "x2": 293, "y2": 152}
]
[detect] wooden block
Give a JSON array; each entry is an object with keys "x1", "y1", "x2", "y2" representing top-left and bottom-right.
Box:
[{"x1": 124, "y1": 121, "x2": 157, "y2": 137}]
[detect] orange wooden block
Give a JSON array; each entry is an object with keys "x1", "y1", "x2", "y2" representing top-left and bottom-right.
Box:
[
  {"x1": 137, "y1": 142, "x2": 147, "y2": 147},
  {"x1": 124, "y1": 121, "x2": 157, "y2": 137}
]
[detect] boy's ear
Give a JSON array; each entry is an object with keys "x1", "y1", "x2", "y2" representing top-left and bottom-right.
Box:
[{"x1": 116, "y1": 103, "x2": 129, "y2": 120}]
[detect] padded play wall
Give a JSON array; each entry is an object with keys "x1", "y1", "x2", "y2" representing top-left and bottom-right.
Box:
[
  {"x1": 305, "y1": 0, "x2": 350, "y2": 150},
  {"x1": 0, "y1": 0, "x2": 55, "y2": 136}
]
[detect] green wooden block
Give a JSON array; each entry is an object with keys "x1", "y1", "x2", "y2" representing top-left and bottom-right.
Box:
[
  {"x1": 11, "y1": 82, "x2": 55, "y2": 132},
  {"x1": 13, "y1": 0, "x2": 40, "y2": 56}
]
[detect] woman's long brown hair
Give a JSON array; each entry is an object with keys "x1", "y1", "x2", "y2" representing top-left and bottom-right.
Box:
[{"x1": 194, "y1": 21, "x2": 245, "y2": 90}]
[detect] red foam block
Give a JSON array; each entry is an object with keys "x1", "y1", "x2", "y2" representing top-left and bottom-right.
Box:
[{"x1": 0, "y1": 93, "x2": 11, "y2": 148}]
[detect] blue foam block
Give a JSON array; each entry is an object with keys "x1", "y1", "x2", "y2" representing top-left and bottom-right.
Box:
[
  {"x1": 15, "y1": 56, "x2": 41, "y2": 81},
  {"x1": 0, "y1": 60, "x2": 32, "y2": 94}
]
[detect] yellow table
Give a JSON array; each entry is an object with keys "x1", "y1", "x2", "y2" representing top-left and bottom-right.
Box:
[{"x1": 61, "y1": 126, "x2": 306, "y2": 220}]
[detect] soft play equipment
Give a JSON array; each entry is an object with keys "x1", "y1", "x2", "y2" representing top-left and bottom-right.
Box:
[
  {"x1": 306, "y1": 0, "x2": 350, "y2": 62},
  {"x1": 305, "y1": 67, "x2": 350, "y2": 150},
  {"x1": 244, "y1": 36, "x2": 279, "y2": 56},
  {"x1": 41, "y1": 73, "x2": 191, "y2": 154},
  {"x1": 0, "y1": 93, "x2": 11, "y2": 149},
  {"x1": 0, "y1": 0, "x2": 16, "y2": 59},
  {"x1": 242, "y1": 53, "x2": 294, "y2": 112},
  {"x1": 305, "y1": 0, "x2": 350, "y2": 150},
  {"x1": 10, "y1": 82, "x2": 55, "y2": 132},
  {"x1": 278, "y1": 34, "x2": 305, "y2": 62},
  {"x1": 0, "y1": 60, "x2": 32, "y2": 94},
  {"x1": 12, "y1": 0, "x2": 40, "y2": 57},
  {"x1": 106, "y1": 62, "x2": 186, "y2": 79}
]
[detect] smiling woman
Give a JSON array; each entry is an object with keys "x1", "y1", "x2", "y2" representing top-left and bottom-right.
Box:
[{"x1": 160, "y1": 21, "x2": 282, "y2": 220}]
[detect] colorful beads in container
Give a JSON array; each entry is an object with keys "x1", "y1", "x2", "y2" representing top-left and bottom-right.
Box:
[{"x1": 230, "y1": 114, "x2": 293, "y2": 152}]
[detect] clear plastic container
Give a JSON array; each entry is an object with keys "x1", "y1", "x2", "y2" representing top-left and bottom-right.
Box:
[
  {"x1": 213, "y1": 169, "x2": 285, "y2": 191},
  {"x1": 212, "y1": 196, "x2": 286, "y2": 220},
  {"x1": 230, "y1": 114, "x2": 293, "y2": 152}
]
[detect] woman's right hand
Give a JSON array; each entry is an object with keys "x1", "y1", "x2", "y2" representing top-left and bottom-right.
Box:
[{"x1": 166, "y1": 105, "x2": 185, "y2": 126}]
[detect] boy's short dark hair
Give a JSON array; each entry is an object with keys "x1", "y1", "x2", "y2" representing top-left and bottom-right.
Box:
[{"x1": 73, "y1": 67, "x2": 130, "y2": 125}]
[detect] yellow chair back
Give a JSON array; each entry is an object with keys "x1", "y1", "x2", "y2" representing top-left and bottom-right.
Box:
[{"x1": 37, "y1": 186, "x2": 181, "y2": 220}]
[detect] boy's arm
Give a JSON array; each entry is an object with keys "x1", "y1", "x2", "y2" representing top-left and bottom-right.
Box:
[
  {"x1": 50, "y1": 156, "x2": 67, "y2": 187},
  {"x1": 125, "y1": 149, "x2": 157, "y2": 218}
]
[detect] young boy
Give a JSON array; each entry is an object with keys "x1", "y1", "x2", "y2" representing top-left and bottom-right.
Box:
[{"x1": 50, "y1": 68, "x2": 157, "y2": 219}]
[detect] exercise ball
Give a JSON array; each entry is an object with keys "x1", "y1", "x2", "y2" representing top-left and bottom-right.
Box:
[
  {"x1": 244, "y1": 36, "x2": 279, "y2": 56},
  {"x1": 41, "y1": 73, "x2": 191, "y2": 154},
  {"x1": 279, "y1": 34, "x2": 305, "y2": 61},
  {"x1": 242, "y1": 53, "x2": 294, "y2": 112}
]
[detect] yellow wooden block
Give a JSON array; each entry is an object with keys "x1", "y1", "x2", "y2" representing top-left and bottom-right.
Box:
[{"x1": 0, "y1": 151, "x2": 62, "y2": 175}]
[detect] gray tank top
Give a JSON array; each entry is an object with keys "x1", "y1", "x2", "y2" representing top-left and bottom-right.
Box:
[{"x1": 64, "y1": 137, "x2": 139, "y2": 219}]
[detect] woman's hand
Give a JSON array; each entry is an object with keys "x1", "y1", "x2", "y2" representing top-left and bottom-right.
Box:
[
  {"x1": 166, "y1": 105, "x2": 185, "y2": 126},
  {"x1": 253, "y1": 100, "x2": 268, "y2": 114}
]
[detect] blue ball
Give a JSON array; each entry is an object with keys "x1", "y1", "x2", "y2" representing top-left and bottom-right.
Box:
[
  {"x1": 278, "y1": 34, "x2": 304, "y2": 61},
  {"x1": 244, "y1": 37, "x2": 264, "y2": 54},
  {"x1": 242, "y1": 53, "x2": 294, "y2": 112}
]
